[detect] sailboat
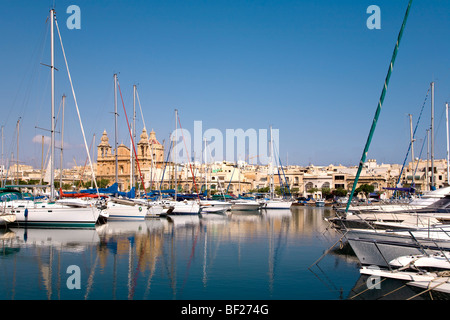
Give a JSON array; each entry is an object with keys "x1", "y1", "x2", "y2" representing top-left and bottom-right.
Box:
[
  {"x1": 165, "y1": 109, "x2": 201, "y2": 216},
  {"x1": 6, "y1": 9, "x2": 102, "y2": 228},
  {"x1": 261, "y1": 126, "x2": 292, "y2": 210},
  {"x1": 199, "y1": 138, "x2": 232, "y2": 215},
  {"x1": 102, "y1": 75, "x2": 156, "y2": 220}
]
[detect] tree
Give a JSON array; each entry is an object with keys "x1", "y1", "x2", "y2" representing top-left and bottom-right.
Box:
[
  {"x1": 321, "y1": 187, "x2": 332, "y2": 199},
  {"x1": 332, "y1": 188, "x2": 347, "y2": 197},
  {"x1": 355, "y1": 184, "x2": 374, "y2": 198}
]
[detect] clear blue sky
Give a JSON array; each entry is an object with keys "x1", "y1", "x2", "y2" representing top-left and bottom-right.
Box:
[{"x1": 0, "y1": 0, "x2": 449, "y2": 170}]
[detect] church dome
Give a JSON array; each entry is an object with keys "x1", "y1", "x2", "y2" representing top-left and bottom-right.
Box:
[
  {"x1": 99, "y1": 130, "x2": 110, "y2": 146},
  {"x1": 139, "y1": 128, "x2": 149, "y2": 144}
]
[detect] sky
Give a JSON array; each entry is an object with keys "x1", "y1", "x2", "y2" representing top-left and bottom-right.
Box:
[{"x1": 0, "y1": 0, "x2": 449, "y2": 170}]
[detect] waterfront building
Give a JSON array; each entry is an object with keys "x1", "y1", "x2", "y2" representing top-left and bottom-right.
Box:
[
  {"x1": 5, "y1": 147, "x2": 450, "y2": 199},
  {"x1": 96, "y1": 128, "x2": 165, "y2": 191}
]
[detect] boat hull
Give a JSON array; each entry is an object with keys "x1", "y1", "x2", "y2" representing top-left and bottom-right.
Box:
[
  {"x1": 11, "y1": 205, "x2": 100, "y2": 228},
  {"x1": 263, "y1": 201, "x2": 292, "y2": 209},
  {"x1": 345, "y1": 228, "x2": 450, "y2": 267},
  {"x1": 106, "y1": 202, "x2": 148, "y2": 220},
  {"x1": 167, "y1": 201, "x2": 200, "y2": 215}
]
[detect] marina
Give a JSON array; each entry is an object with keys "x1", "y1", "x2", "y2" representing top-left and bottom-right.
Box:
[
  {"x1": 0, "y1": 207, "x2": 357, "y2": 300},
  {"x1": 2, "y1": 205, "x2": 449, "y2": 301},
  {"x1": 0, "y1": 0, "x2": 449, "y2": 306}
]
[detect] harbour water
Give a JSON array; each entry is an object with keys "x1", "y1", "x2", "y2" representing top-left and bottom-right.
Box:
[{"x1": 0, "y1": 206, "x2": 441, "y2": 301}]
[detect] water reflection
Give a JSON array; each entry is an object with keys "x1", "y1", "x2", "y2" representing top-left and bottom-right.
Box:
[{"x1": 0, "y1": 207, "x2": 358, "y2": 300}]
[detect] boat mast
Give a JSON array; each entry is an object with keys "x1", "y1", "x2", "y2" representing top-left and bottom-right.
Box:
[
  {"x1": 50, "y1": 9, "x2": 55, "y2": 201},
  {"x1": 1, "y1": 125, "x2": 3, "y2": 187},
  {"x1": 175, "y1": 109, "x2": 178, "y2": 201},
  {"x1": 409, "y1": 114, "x2": 415, "y2": 168},
  {"x1": 426, "y1": 129, "x2": 430, "y2": 191},
  {"x1": 345, "y1": 0, "x2": 413, "y2": 213},
  {"x1": 132, "y1": 84, "x2": 136, "y2": 191},
  {"x1": 16, "y1": 118, "x2": 20, "y2": 185},
  {"x1": 114, "y1": 73, "x2": 118, "y2": 186},
  {"x1": 430, "y1": 81, "x2": 435, "y2": 189},
  {"x1": 60, "y1": 94, "x2": 65, "y2": 188},
  {"x1": 446, "y1": 102, "x2": 449, "y2": 185},
  {"x1": 204, "y1": 137, "x2": 207, "y2": 197},
  {"x1": 269, "y1": 126, "x2": 274, "y2": 200}
]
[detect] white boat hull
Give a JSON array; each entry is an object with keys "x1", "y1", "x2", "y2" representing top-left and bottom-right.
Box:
[
  {"x1": 200, "y1": 201, "x2": 232, "y2": 214},
  {"x1": 168, "y1": 201, "x2": 201, "y2": 215},
  {"x1": 360, "y1": 266, "x2": 450, "y2": 294},
  {"x1": 263, "y1": 200, "x2": 292, "y2": 209},
  {"x1": 0, "y1": 213, "x2": 16, "y2": 225},
  {"x1": 8, "y1": 201, "x2": 101, "y2": 228},
  {"x1": 345, "y1": 227, "x2": 450, "y2": 267}
]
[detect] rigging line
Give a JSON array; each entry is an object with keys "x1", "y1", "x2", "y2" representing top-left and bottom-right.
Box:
[
  {"x1": 53, "y1": 15, "x2": 99, "y2": 197},
  {"x1": 345, "y1": 0, "x2": 413, "y2": 213},
  {"x1": 76, "y1": 135, "x2": 95, "y2": 188},
  {"x1": 159, "y1": 140, "x2": 173, "y2": 195},
  {"x1": 272, "y1": 137, "x2": 292, "y2": 197},
  {"x1": 5, "y1": 15, "x2": 49, "y2": 130},
  {"x1": 135, "y1": 89, "x2": 157, "y2": 188},
  {"x1": 117, "y1": 79, "x2": 147, "y2": 195},
  {"x1": 396, "y1": 88, "x2": 430, "y2": 188},
  {"x1": 226, "y1": 166, "x2": 235, "y2": 194},
  {"x1": 412, "y1": 133, "x2": 427, "y2": 182},
  {"x1": 177, "y1": 114, "x2": 200, "y2": 197},
  {"x1": 205, "y1": 143, "x2": 226, "y2": 198}
]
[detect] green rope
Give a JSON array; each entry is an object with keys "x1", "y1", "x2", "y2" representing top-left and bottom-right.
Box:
[{"x1": 345, "y1": 0, "x2": 413, "y2": 213}]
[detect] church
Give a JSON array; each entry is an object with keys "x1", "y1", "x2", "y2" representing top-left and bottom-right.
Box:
[{"x1": 96, "y1": 128, "x2": 165, "y2": 191}]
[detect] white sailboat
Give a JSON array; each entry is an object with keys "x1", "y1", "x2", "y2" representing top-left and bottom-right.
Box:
[
  {"x1": 230, "y1": 199, "x2": 262, "y2": 211},
  {"x1": 360, "y1": 251, "x2": 450, "y2": 295},
  {"x1": 166, "y1": 109, "x2": 201, "y2": 216},
  {"x1": 199, "y1": 138, "x2": 232, "y2": 214},
  {"x1": 102, "y1": 74, "x2": 149, "y2": 220},
  {"x1": 7, "y1": 9, "x2": 102, "y2": 228},
  {"x1": 261, "y1": 126, "x2": 292, "y2": 210},
  {"x1": 200, "y1": 200, "x2": 232, "y2": 214}
]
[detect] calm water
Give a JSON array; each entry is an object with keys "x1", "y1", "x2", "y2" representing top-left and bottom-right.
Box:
[{"x1": 0, "y1": 206, "x2": 405, "y2": 300}]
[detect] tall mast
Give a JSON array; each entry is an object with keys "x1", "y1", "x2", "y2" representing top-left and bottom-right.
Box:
[
  {"x1": 430, "y1": 81, "x2": 435, "y2": 189},
  {"x1": 50, "y1": 9, "x2": 55, "y2": 200},
  {"x1": 345, "y1": 0, "x2": 413, "y2": 212},
  {"x1": 114, "y1": 73, "x2": 118, "y2": 185},
  {"x1": 204, "y1": 137, "x2": 207, "y2": 197},
  {"x1": 132, "y1": 84, "x2": 136, "y2": 190},
  {"x1": 408, "y1": 114, "x2": 415, "y2": 185},
  {"x1": 174, "y1": 109, "x2": 178, "y2": 201},
  {"x1": 60, "y1": 94, "x2": 65, "y2": 188},
  {"x1": 446, "y1": 102, "x2": 449, "y2": 185},
  {"x1": 409, "y1": 114, "x2": 415, "y2": 165},
  {"x1": 426, "y1": 129, "x2": 430, "y2": 191},
  {"x1": 269, "y1": 126, "x2": 274, "y2": 199},
  {"x1": 16, "y1": 118, "x2": 20, "y2": 185},
  {"x1": 1, "y1": 125, "x2": 3, "y2": 187}
]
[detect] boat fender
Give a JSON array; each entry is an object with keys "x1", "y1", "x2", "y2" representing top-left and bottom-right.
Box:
[
  {"x1": 139, "y1": 207, "x2": 142, "y2": 212},
  {"x1": 24, "y1": 208, "x2": 28, "y2": 218}
]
